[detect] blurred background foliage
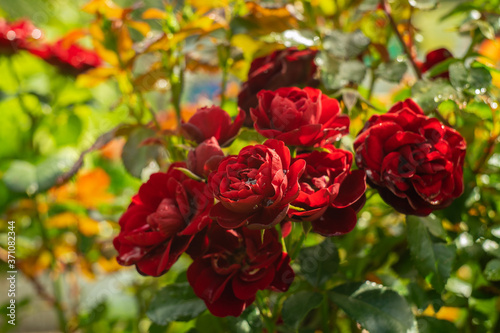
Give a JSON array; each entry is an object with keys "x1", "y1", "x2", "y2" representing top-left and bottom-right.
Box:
[{"x1": 0, "y1": 0, "x2": 499, "y2": 332}]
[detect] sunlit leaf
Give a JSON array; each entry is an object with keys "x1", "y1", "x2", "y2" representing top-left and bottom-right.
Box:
[
  {"x1": 82, "y1": 0, "x2": 124, "y2": 19},
  {"x1": 76, "y1": 67, "x2": 119, "y2": 88},
  {"x1": 142, "y1": 8, "x2": 168, "y2": 20}
]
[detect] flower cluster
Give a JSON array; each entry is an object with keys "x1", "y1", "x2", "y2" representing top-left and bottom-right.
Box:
[
  {"x1": 114, "y1": 47, "x2": 466, "y2": 317},
  {"x1": 0, "y1": 18, "x2": 101, "y2": 75}
]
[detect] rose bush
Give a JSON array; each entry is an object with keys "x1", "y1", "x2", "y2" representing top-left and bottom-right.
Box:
[
  {"x1": 238, "y1": 47, "x2": 318, "y2": 125},
  {"x1": 251, "y1": 87, "x2": 349, "y2": 147},
  {"x1": 353, "y1": 99, "x2": 466, "y2": 216},
  {"x1": 113, "y1": 163, "x2": 213, "y2": 276},
  {"x1": 187, "y1": 224, "x2": 293, "y2": 317},
  {"x1": 209, "y1": 139, "x2": 305, "y2": 229}
]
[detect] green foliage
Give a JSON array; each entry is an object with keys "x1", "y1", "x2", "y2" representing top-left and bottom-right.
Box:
[
  {"x1": 146, "y1": 282, "x2": 207, "y2": 326},
  {"x1": 329, "y1": 282, "x2": 417, "y2": 333}
]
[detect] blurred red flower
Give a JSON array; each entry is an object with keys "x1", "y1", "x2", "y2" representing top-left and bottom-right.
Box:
[{"x1": 0, "y1": 18, "x2": 43, "y2": 55}]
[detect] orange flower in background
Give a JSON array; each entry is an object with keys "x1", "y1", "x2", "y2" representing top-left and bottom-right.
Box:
[
  {"x1": 422, "y1": 305, "x2": 461, "y2": 322},
  {"x1": 157, "y1": 106, "x2": 197, "y2": 131},
  {"x1": 49, "y1": 168, "x2": 113, "y2": 208},
  {"x1": 100, "y1": 137, "x2": 126, "y2": 160},
  {"x1": 478, "y1": 37, "x2": 500, "y2": 87}
]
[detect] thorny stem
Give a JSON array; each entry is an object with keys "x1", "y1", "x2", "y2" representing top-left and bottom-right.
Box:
[{"x1": 381, "y1": 0, "x2": 422, "y2": 79}]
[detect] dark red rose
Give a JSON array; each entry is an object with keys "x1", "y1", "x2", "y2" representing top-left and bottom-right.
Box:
[
  {"x1": 0, "y1": 19, "x2": 42, "y2": 55},
  {"x1": 420, "y1": 48, "x2": 453, "y2": 79},
  {"x1": 209, "y1": 139, "x2": 306, "y2": 229},
  {"x1": 251, "y1": 87, "x2": 349, "y2": 147},
  {"x1": 187, "y1": 224, "x2": 294, "y2": 317},
  {"x1": 289, "y1": 146, "x2": 366, "y2": 235},
  {"x1": 30, "y1": 39, "x2": 102, "y2": 76},
  {"x1": 181, "y1": 106, "x2": 245, "y2": 147},
  {"x1": 238, "y1": 47, "x2": 318, "y2": 126},
  {"x1": 353, "y1": 99, "x2": 466, "y2": 216},
  {"x1": 113, "y1": 163, "x2": 213, "y2": 276},
  {"x1": 187, "y1": 137, "x2": 225, "y2": 178}
]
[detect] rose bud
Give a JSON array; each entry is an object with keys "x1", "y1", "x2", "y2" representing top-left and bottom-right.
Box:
[
  {"x1": 420, "y1": 48, "x2": 453, "y2": 79},
  {"x1": 181, "y1": 106, "x2": 245, "y2": 147},
  {"x1": 238, "y1": 47, "x2": 318, "y2": 126},
  {"x1": 187, "y1": 224, "x2": 294, "y2": 317},
  {"x1": 354, "y1": 99, "x2": 466, "y2": 216},
  {"x1": 187, "y1": 137, "x2": 225, "y2": 178},
  {"x1": 209, "y1": 139, "x2": 305, "y2": 229},
  {"x1": 251, "y1": 87, "x2": 349, "y2": 147},
  {"x1": 113, "y1": 162, "x2": 213, "y2": 276}
]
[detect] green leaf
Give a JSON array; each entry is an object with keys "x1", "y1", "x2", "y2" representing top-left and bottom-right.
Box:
[
  {"x1": 329, "y1": 282, "x2": 417, "y2": 333},
  {"x1": 323, "y1": 30, "x2": 370, "y2": 59},
  {"x1": 411, "y1": 79, "x2": 460, "y2": 113},
  {"x1": 321, "y1": 58, "x2": 366, "y2": 90},
  {"x1": 420, "y1": 214, "x2": 447, "y2": 240},
  {"x1": 484, "y1": 259, "x2": 500, "y2": 281},
  {"x1": 121, "y1": 127, "x2": 162, "y2": 178},
  {"x1": 282, "y1": 291, "x2": 323, "y2": 329},
  {"x1": 298, "y1": 238, "x2": 339, "y2": 287},
  {"x1": 146, "y1": 282, "x2": 206, "y2": 326},
  {"x1": 53, "y1": 113, "x2": 83, "y2": 146},
  {"x1": 376, "y1": 60, "x2": 408, "y2": 83},
  {"x1": 406, "y1": 216, "x2": 456, "y2": 293},
  {"x1": 3, "y1": 149, "x2": 78, "y2": 195},
  {"x1": 226, "y1": 305, "x2": 263, "y2": 333},
  {"x1": 149, "y1": 323, "x2": 168, "y2": 333},
  {"x1": 417, "y1": 316, "x2": 458, "y2": 333},
  {"x1": 449, "y1": 62, "x2": 492, "y2": 93},
  {"x1": 476, "y1": 20, "x2": 495, "y2": 40},
  {"x1": 2, "y1": 161, "x2": 37, "y2": 195}
]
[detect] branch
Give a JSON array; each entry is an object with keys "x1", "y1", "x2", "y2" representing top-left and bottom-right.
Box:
[
  {"x1": 381, "y1": 0, "x2": 423, "y2": 79},
  {"x1": 56, "y1": 125, "x2": 122, "y2": 186}
]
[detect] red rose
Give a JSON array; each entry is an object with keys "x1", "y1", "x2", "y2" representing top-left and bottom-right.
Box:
[
  {"x1": 420, "y1": 48, "x2": 453, "y2": 79},
  {"x1": 290, "y1": 146, "x2": 366, "y2": 236},
  {"x1": 353, "y1": 99, "x2": 466, "y2": 216},
  {"x1": 238, "y1": 47, "x2": 318, "y2": 126},
  {"x1": 187, "y1": 137, "x2": 225, "y2": 178},
  {"x1": 209, "y1": 139, "x2": 305, "y2": 229},
  {"x1": 251, "y1": 87, "x2": 349, "y2": 147},
  {"x1": 187, "y1": 225, "x2": 294, "y2": 317},
  {"x1": 0, "y1": 19, "x2": 42, "y2": 55},
  {"x1": 30, "y1": 39, "x2": 102, "y2": 76},
  {"x1": 181, "y1": 106, "x2": 245, "y2": 147},
  {"x1": 113, "y1": 163, "x2": 213, "y2": 276}
]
